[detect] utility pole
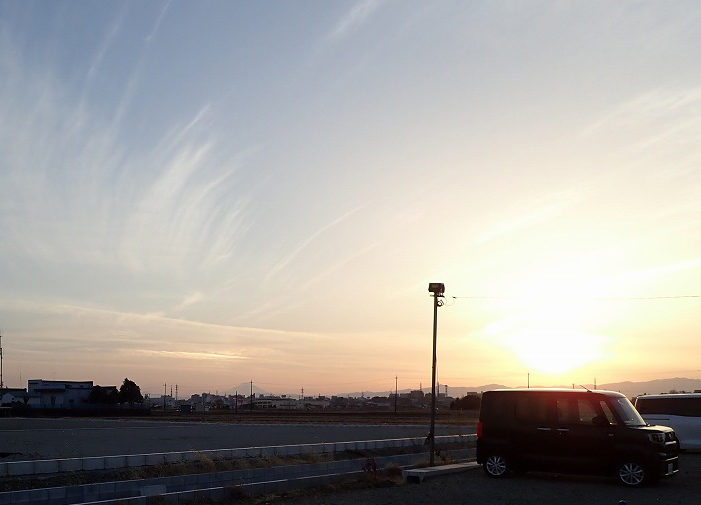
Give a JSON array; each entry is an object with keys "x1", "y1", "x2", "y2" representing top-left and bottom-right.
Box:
[
  {"x1": 427, "y1": 282, "x2": 445, "y2": 467},
  {"x1": 250, "y1": 380, "x2": 254, "y2": 411},
  {"x1": 175, "y1": 384, "x2": 178, "y2": 401},
  {"x1": 394, "y1": 376, "x2": 398, "y2": 414},
  {"x1": 235, "y1": 390, "x2": 238, "y2": 414},
  {"x1": 301, "y1": 387, "x2": 304, "y2": 400},
  {"x1": 0, "y1": 329, "x2": 4, "y2": 389},
  {"x1": 163, "y1": 383, "x2": 167, "y2": 410}
]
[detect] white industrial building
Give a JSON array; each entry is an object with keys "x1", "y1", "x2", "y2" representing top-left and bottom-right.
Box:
[
  {"x1": 27, "y1": 379, "x2": 93, "y2": 409},
  {"x1": 254, "y1": 395, "x2": 300, "y2": 410}
]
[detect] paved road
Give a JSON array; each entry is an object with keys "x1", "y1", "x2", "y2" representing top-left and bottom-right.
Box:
[{"x1": 0, "y1": 418, "x2": 475, "y2": 460}]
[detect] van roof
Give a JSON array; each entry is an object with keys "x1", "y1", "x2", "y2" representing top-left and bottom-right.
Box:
[
  {"x1": 486, "y1": 388, "x2": 626, "y2": 397},
  {"x1": 636, "y1": 393, "x2": 701, "y2": 399}
]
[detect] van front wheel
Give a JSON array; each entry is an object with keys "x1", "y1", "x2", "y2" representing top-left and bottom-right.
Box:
[
  {"x1": 616, "y1": 460, "x2": 647, "y2": 487},
  {"x1": 483, "y1": 454, "x2": 510, "y2": 478}
]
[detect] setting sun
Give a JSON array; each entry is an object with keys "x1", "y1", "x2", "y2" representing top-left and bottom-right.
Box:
[
  {"x1": 481, "y1": 276, "x2": 612, "y2": 379},
  {"x1": 505, "y1": 327, "x2": 605, "y2": 375}
]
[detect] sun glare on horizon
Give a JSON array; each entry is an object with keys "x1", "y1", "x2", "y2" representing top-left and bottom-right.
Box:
[
  {"x1": 505, "y1": 327, "x2": 605, "y2": 375},
  {"x1": 481, "y1": 278, "x2": 612, "y2": 378}
]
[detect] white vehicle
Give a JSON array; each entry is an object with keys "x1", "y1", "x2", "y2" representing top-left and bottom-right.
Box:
[{"x1": 635, "y1": 393, "x2": 701, "y2": 450}]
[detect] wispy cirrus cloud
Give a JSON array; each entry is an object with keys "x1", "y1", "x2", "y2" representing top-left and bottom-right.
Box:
[
  {"x1": 473, "y1": 190, "x2": 583, "y2": 245},
  {"x1": 174, "y1": 292, "x2": 203, "y2": 311},
  {"x1": 136, "y1": 349, "x2": 251, "y2": 362},
  {"x1": 0, "y1": 42, "x2": 256, "y2": 279},
  {"x1": 85, "y1": 4, "x2": 128, "y2": 85},
  {"x1": 580, "y1": 86, "x2": 701, "y2": 153},
  {"x1": 265, "y1": 203, "x2": 368, "y2": 281},
  {"x1": 325, "y1": 0, "x2": 384, "y2": 43},
  {"x1": 145, "y1": 0, "x2": 172, "y2": 43}
]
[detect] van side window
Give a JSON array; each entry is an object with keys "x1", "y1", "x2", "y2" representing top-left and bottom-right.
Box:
[
  {"x1": 576, "y1": 399, "x2": 599, "y2": 424},
  {"x1": 638, "y1": 397, "x2": 701, "y2": 417},
  {"x1": 676, "y1": 398, "x2": 701, "y2": 416},
  {"x1": 515, "y1": 395, "x2": 549, "y2": 424},
  {"x1": 556, "y1": 398, "x2": 571, "y2": 423},
  {"x1": 599, "y1": 401, "x2": 618, "y2": 425},
  {"x1": 556, "y1": 398, "x2": 603, "y2": 425}
]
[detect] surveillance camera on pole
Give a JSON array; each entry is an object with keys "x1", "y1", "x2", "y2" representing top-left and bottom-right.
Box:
[{"x1": 428, "y1": 283, "x2": 445, "y2": 296}]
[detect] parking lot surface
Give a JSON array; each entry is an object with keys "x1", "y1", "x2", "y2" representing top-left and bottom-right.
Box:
[{"x1": 284, "y1": 453, "x2": 701, "y2": 505}]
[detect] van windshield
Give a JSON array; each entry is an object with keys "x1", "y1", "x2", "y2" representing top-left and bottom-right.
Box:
[{"x1": 613, "y1": 397, "x2": 647, "y2": 426}]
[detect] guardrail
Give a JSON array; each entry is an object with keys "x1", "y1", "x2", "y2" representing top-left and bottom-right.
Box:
[{"x1": 0, "y1": 434, "x2": 476, "y2": 478}]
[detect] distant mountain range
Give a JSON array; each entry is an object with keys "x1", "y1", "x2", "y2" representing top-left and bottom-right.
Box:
[
  {"x1": 594, "y1": 378, "x2": 701, "y2": 398},
  {"x1": 340, "y1": 378, "x2": 701, "y2": 400},
  {"x1": 231, "y1": 378, "x2": 701, "y2": 400}
]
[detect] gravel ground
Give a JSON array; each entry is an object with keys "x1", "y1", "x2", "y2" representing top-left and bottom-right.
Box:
[{"x1": 279, "y1": 453, "x2": 701, "y2": 505}]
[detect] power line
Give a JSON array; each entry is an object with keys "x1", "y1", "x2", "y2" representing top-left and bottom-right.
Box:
[{"x1": 451, "y1": 295, "x2": 701, "y2": 301}]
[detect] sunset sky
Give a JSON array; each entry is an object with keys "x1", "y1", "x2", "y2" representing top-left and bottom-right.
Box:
[{"x1": 1, "y1": 1, "x2": 701, "y2": 398}]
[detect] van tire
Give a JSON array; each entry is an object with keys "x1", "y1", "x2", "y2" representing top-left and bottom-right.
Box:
[
  {"x1": 616, "y1": 460, "x2": 647, "y2": 487},
  {"x1": 483, "y1": 454, "x2": 510, "y2": 478}
]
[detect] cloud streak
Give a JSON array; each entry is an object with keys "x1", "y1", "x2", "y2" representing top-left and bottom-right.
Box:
[
  {"x1": 265, "y1": 203, "x2": 369, "y2": 281},
  {"x1": 325, "y1": 0, "x2": 383, "y2": 43}
]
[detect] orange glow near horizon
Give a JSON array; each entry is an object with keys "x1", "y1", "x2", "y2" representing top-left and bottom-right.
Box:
[{"x1": 478, "y1": 273, "x2": 615, "y2": 378}]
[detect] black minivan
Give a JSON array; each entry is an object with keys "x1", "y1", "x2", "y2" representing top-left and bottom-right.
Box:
[{"x1": 476, "y1": 388, "x2": 679, "y2": 487}]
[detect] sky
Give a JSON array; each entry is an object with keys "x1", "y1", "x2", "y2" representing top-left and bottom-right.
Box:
[{"x1": 1, "y1": 1, "x2": 701, "y2": 398}]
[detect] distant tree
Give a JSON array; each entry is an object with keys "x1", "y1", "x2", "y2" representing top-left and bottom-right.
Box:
[
  {"x1": 118, "y1": 378, "x2": 144, "y2": 405},
  {"x1": 450, "y1": 394, "x2": 481, "y2": 411},
  {"x1": 88, "y1": 385, "x2": 119, "y2": 404}
]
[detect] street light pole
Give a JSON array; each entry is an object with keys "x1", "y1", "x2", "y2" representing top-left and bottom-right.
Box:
[
  {"x1": 0, "y1": 330, "x2": 4, "y2": 389},
  {"x1": 428, "y1": 283, "x2": 445, "y2": 466}
]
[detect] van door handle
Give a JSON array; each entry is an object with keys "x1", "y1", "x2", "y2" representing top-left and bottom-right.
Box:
[
  {"x1": 536, "y1": 427, "x2": 552, "y2": 431},
  {"x1": 556, "y1": 428, "x2": 570, "y2": 433}
]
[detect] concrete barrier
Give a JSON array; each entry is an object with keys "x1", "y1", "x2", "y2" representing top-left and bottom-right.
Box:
[
  {"x1": 7, "y1": 461, "x2": 33, "y2": 477},
  {"x1": 403, "y1": 461, "x2": 480, "y2": 483},
  {"x1": 126, "y1": 455, "x2": 146, "y2": 468},
  {"x1": 105, "y1": 456, "x2": 126, "y2": 470},
  {"x1": 144, "y1": 453, "x2": 164, "y2": 466},
  {"x1": 35, "y1": 460, "x2": 58, "y2": 474},
  {"x1": 0, "y1": 434, "x2": 476, "y2": 478},
  {"x1": 163, "y1": 452, "x2": 181, "y2": 464},
  {"x1": 82, "y1": 458, "x2": 105, "y2": 471},
  {"x1": 58, "y1": 459, "x2": 82, "y2": 473},
  {"x1": 0, "y1": 449, "x2": 475, "y2": 505}
]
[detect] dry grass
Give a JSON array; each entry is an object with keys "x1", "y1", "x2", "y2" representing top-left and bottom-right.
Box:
[{"x1": 215, "y1": 466, "x2": 407, "y2": 505}]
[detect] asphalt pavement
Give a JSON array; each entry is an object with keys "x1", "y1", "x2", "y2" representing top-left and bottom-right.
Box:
[
  {"x1": 0, "y1": 417, "x2": 475, "y2": 460},
  {"x1": 284, "y1": 452, "x2": 701, "y2": 505}
]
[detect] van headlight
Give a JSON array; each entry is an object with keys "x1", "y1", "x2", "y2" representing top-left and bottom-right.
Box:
[{"x1": 648, "y1": 433, "x2": 665, "y2": 444}]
